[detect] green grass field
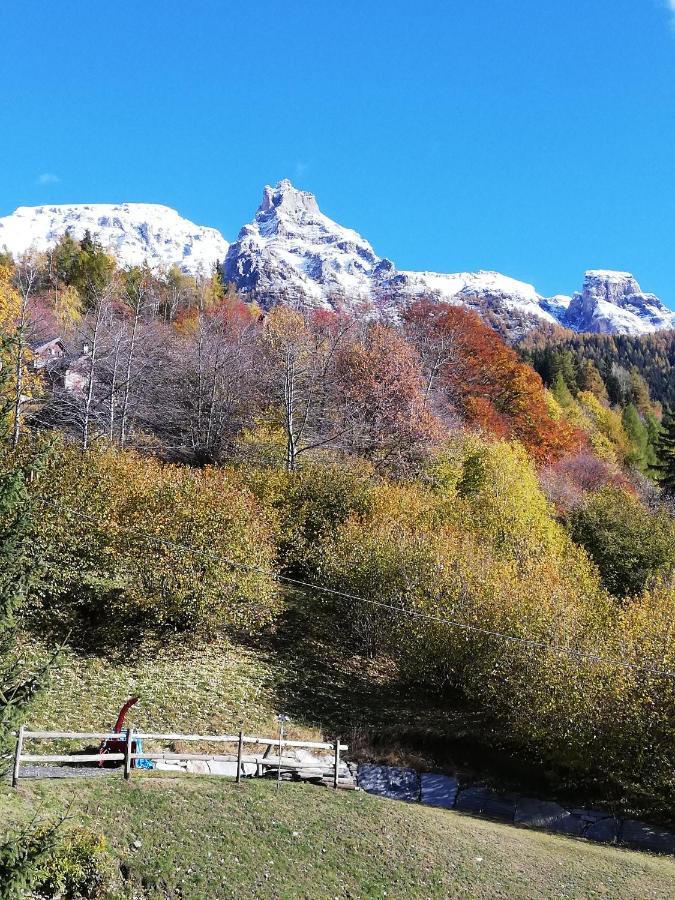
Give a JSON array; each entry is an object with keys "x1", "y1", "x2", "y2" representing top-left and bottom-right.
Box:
[{"x1": 3, "y1": 775, "x2": 674, "y2": 899}]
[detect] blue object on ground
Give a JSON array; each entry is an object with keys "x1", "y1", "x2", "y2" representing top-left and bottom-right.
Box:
[
  {"x1": 420, "y1": 773, "x2": 459, "y2": 809},
  {"x1": 357, "y1": 764, "x2": 419, "y2": 801},
  {"x1": 133, "y1": 737, "x2": 154, "y2": 770}
]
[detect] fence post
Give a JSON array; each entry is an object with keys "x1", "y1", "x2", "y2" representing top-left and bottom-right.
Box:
[
  {"x1": 124, "y1": 728, "x2": 133, "y2": 781},
  {"x1": 236, "y1": 730, "x2": 243, "y2": 784},
  {"x1": 333, "y1": 737, "x2": 340, "y2": 790},
  {"x1": 12, "y1": 725, "x2": 25, "y2": 788}
]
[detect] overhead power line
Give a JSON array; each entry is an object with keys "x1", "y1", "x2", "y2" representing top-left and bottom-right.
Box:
[{"x1": 34, "y1": 496, "x2": 675, "y2": 680}]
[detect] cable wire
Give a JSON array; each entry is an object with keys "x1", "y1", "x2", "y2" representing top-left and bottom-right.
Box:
[{"x1": 32, "y1": 496, "x2": 675, "y2": 680}]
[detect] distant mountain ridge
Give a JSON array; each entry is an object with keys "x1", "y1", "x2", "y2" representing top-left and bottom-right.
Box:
[
  {"x1": 0, "y1": 202, "x2": 229, "y2": 277},
  {"x1": 1, "y1": 181, "x2": 673, "y2": 336}
]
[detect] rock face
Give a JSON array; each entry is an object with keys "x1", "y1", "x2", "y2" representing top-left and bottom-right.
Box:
[
  {"x1": 2, "y1": 183, "x2": 673, "y2": 335},
  {"x1": 223, "y1": 179, "x2": 381, "y2": 307},
  {"x1": 563, "y1": 271, "x2": 675, "y2": 335},
  {"x1": 0, "y1": 202, "x2": 229, "y2": 277}
]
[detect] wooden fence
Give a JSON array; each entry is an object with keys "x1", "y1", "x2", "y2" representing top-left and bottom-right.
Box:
[{"x1": 12, "y1": 726, "x2": 349, "y2": 789}]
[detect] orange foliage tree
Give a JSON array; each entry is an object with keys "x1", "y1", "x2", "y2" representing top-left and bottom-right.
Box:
[
  {"x1": 335, "y1": 324, "x2": 445, "y2": 472},
  {"x1": 404, "y1": 300, "x2": 584, "y2": 463}
]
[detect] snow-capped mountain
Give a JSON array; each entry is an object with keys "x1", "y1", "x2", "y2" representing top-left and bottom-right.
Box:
[
  {"x1": 563, "y1": 271, "x2": 674, "y2": 335},
  {"x1": 224, "y1": 181, "x2": 673, "y2": 335},
  {"x1": 1, "y1": 183, "x2": 673, "y2": 335},
  {"x1": 223, "y1": 179, "x2": 382, "y2": 305},
  {"x1": 0, "y1": 203, "x2": 229, "y2": 277},
  {"x1": 223, "y1": 180, "x2": 563, "y2": 327}
]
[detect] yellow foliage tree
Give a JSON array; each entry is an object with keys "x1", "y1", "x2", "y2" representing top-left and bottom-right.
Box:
[{"x1": 22, "y1": 441, "x2": 280, "y2": 635}]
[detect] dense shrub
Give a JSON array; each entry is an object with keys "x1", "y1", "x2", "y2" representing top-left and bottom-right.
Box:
[
  {"x1": 299, "y1": 437, "x2": 674, "y2": 811},
  {"x1": 569, "y1": 487, "x2": 675, "y2": 598},
  {"x1": 33, "y1": 828, "x2": 113, "y2": 899},
  {"x1": 10, "y1": 441, "x2": 280, "y2": 636}
]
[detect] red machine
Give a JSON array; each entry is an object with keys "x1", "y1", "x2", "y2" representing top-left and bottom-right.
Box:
[{"x1": 98, "y1": 697, "x2": 139, "y2": 766}]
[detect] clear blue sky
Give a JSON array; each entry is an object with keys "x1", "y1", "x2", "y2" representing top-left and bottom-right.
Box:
[{"x1": 2, "y1": 1, "x2": 675, "y2": 306}]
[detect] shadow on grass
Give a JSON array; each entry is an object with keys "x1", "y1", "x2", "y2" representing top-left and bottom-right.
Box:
[{"x1": 235, "y1": 588, "x2": 560, "y2": 794}]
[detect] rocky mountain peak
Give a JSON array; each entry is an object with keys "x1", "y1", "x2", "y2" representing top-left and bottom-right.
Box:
[
  {"x1": 258, "y1": 179, "x2": 321, "y2": 221},
  {"x1": 564, "y1": 270, "x2": 674, "y2": 335}
]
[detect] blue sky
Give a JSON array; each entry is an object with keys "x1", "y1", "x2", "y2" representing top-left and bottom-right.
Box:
[{"x1": 2, "y1": 1, "x2": 675, "y2": 306}]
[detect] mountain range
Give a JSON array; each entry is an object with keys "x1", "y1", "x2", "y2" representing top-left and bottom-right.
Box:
[{"x1": 1, "y1": 179, "x2": 673, "y2": 336}]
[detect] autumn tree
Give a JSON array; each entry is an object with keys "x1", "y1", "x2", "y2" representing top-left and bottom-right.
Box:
[
  {"x1": 569, "y1": 487, "x2": 675, "y2": 597},
  {"x1": 157, "y1": 291, "x2": 263, "y2": 463},
  {"x1": 335, "y1": 323, "x2": 444, "y2": 472},
  {"x1": 0, "y1": 256, "x2": 43, "y2": 449},
  {"x1": 404, "y1": 301, "x2": 581, "y2": 463},
  {"x1": 262, "y1": 308, "x2": 354, "y2": 472}
]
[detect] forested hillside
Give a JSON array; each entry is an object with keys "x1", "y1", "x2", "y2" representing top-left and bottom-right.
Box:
[
  {"x1": 521, "y1": 325, "x2": 675, "y2": 410},
  {"x1": 1, "y1": 235, "x2": 674, "y2": 893}
]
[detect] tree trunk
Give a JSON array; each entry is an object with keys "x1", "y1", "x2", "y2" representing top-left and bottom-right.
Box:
[
  {"x1": 119, "y1": 308, "x2": 140, "y2": 448},
  {"x1": 82, "y1": 304, "x2": 104, "y2": 450},
  {"x1": 284, "y1": 352, "x2": 296, "y2": 472}
]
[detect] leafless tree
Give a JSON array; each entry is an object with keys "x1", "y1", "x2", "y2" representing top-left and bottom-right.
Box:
[{"x1": 11, "y1": 253, "x2": 40, "y2": 448}]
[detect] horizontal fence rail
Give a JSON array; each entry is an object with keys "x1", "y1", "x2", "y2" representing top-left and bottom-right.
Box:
[{"x1": 12, "y1": 725, "x2": 348, "y2": 790}]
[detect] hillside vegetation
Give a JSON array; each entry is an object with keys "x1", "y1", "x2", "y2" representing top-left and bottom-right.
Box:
[{"x1": 0, "y1": 240, "x2": 674, "y2": 895}]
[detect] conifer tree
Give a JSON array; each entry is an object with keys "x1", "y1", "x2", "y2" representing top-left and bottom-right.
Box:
[
  {"x1": 551, "y1": 371, "x2": 574, "y2": 408},
  {"x1": 578, "y1": 360, "x2": 609, "y2": 404},
  {"x1": 622, "y1": 403, "x2": 651, "y2": 472},
  {"x1": 656, "y1": 407, "x2": 675, "y2": 492}
]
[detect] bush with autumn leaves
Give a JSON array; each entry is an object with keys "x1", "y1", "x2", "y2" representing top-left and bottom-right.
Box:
[
  {"x1": 6, "y1": 439, "x2": 279, "y2": 638},
  {"x1": 294, "y1": 437, "x2": 675, "y2": 815}
]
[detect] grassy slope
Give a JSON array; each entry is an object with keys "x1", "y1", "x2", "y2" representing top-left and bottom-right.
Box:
[
  {"x1": 3, "y1": 776, "x2": 674, "y2": 900},
  {"x1": 20, "y1": 632, "x2": 322, "y2": 744}
]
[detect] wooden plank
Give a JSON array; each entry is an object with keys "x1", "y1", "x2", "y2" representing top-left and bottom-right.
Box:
[
  {"x1": 12, "y1": 725, "x2": 24, "y2": 788},
  {"x1": 236, "y1": 731, "x2": 243, "y2": 785},
  {"x1": 241, "y1": 737, "x2": 348, "y2": 751},
  {"x1": 22, "y1": 731, "x2": 120, "y2": 740},
  {"x1": 123, "y1": 734, "x2": 347, "y2": 751},
  {"x1": 19, "y1": 753, "x2": 124, "y2": 763},
  {"x1": 131, "y1": 753, "x2": 238, "y2": 762},
  {"x1": 124, "y1": 730, "x2": 133, "y2": 781},
  {"x1": 133, "y1": 733, "x2": 239, "y2": 743}
]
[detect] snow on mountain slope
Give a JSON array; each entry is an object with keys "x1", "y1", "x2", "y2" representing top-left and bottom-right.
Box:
[
  {"x1": 223, "y1": 179, "x2": 382, "y2": 306},
  {"x1": 223, "y1": 180, "x2": 560, "y2": 326},
  {"x1": 2, "y1": 184, "x2": 673, "y2": 336},
  {"x1": 0, "y1": 203, "x2": 229, "y2": 277},
  {"x1": 384, "y1": 269, "x2": 561, "y2": 325},
  {"x1": 564, "y1": 271, "x2": 675, "y2": 335}
]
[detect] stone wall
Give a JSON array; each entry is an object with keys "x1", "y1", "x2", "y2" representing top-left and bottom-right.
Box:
[{"x1": 357, "y1": 764, "x2": 675, "y2": 856}]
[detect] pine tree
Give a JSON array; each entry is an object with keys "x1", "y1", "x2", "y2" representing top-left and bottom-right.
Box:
[
  {"x1": 551, "y1": 371, "x2": 574, "y2": 408},
  {"x1": 622, "y1": 403, "x2": 650, "y2": 472},
  {"x1": 656, "y1": 407, "x2": 675, "y2": 492}
]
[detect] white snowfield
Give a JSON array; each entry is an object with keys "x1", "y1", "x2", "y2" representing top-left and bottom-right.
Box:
[
  {"x1": 1, "y1": 182, "x2": 673, "y2": 335},
  {"x1": 0, "y1": 202, "x2": 229, "y2": 277}
]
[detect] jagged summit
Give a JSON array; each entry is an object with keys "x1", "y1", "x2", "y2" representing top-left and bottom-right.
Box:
[
  {"x1": 258, "y1": 179, "x2": 321, "y2": 220},
  {"x1": 0, "y1": 202, "x2": 229, "y2": 277},
  {"x1": 1, "y1": 182, "x2": 672, "y2": 335},
  {"x1": 223, "y1": 181, "x2": 382, "y2": 304},
  {"x1": 565, "y1": 270, "x2": 674, "y2": 335}
]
